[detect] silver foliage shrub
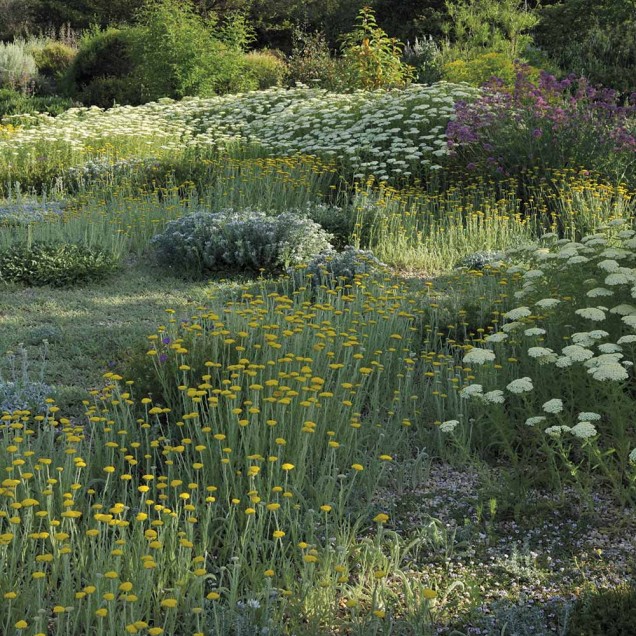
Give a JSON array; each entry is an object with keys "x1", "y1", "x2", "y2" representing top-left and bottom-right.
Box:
[{"x1": 150, "y1": 208, "x2": 332, "y2": 275}]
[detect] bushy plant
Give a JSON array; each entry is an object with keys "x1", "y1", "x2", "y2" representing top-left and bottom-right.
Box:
[
  {"x1": 340, "y1": 6, "x2": 414, "y2": 90},
  {"x1": 403, "y1": 36, "x2": 442, "y2": 85},
  {"x1": 243, "y1": 50, "x2": 287, "y2": 89},
  {"x1": 286, "y1": 29, "x2": 344, "y2": 91},
  {"x1": 566, "y1": 584, "x2": 636, "y2": 636},
  {"x1": 151, "y1": 208, "x2": 332, "y2": 276},
  {"x1": 0, "y1": 87, "x2": 74, "y2": 118},
  {"x1": 442, "y1": 51, "x2": 520, "y2": 87},
  {"x1": 0, "y1": 198, "x2": 65, "y2": 226},
  {"x1": 0, "y1": 41, "x2": 38, "y2": 92},
  {"x1": 0, "y1": 241, "x2": 120, "y2": 286},
  {"x1": 62, "y1": 26, "x2": 142, "y2": 106},
  {"x1": 446, "y1": 68, "x2": 636, "y2": 186},
  {"x1": 303, "y1": 246, "x2": 385, "y2": 285},
  {"x1": 133, "y1": 0, "x2": 252, "y2": 101},
  {"x1": 32, "y1": 40, "x2": 76, "y2": 79}
]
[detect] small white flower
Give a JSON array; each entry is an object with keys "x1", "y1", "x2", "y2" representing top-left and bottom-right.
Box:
[
  {"x1": 524, "y1": 327, "x2": 547, "y2": 337},
  {"x1": 586, "y1": 287, "x2": 613, "y2": 298},
  {"x1": 588, "y1": 363, "x2": 629, "y2": 382},
  {"x1": 555, "y1": 356, "x2": 573, "y2": 368},
  {"x1": 597, "y1": 259, "x2": 620, "y2": 272},
  {"x1": 578, "y1": 412, "x2": 601, "y2": 421},
  {"x1": 588, "y1": 330, "x2": 610, "y2": 340},
  {"x1": 502, "y1": 321, "x2": 523, "y2": 333},
  {"x1": 527, "y1": 347, "x2": 557, "y2": 363},
  {"x1": 439, "y1": 419, "x2": 459, "y2": 433},
  {"x1": 463, "y1": 348, "x2": 496, "y2": 365},
  {"x1": 570, "y1": 422, "x2": 597, "y2": 439},
  {"x1": 629, "y1": 448, "x2": 636, "y2": 463},
  {"x1": 622, "y1": 315, "x2": 636, "y2": 329},
  {"x1": 609, "y1": 304, "x2": 636, "y2": 316},
  {"x1": 605, "y1": 272, "x2": 633, "y2": 286},
  {"x1": 525, "y1": 416, "x2": 546, "y2": 426},
  {"x1": 504, "y1": 306, "x2": 532, "y2": 321},
  {"x1": 460, "y1": 384, "x2": 483, "y2": 399},
  {"x1": 617, "y1": 335, "x2": 636, "y2": 344},
  {"x1": 535, "y1": 298, "x2": 561, "y2": 309},
  {"x1": 506, "y1": 377, "x2": 534, "y2": 394},
  {"x1": 542, "y1": 398, "x2": 564, "y2": 414},
  {"x1": 575, "y1": 307, "x2": 606, "y2": 321},
  {"x1": 482, "y1": 390, "x2": 505, "y2": 404},
  {"x1": 545, "y1": 425, "x2": 571, "y2": 438},
  {"x1": 597, "y1": 343, "x2": 622, "y2": 354},
  {"x1": 523, "y1": 269, "x2": 544, "y2": 279},
  {"x1": 561, "y1": 345, "x2": 594, "y2": 362},
  {"x1": 485, "y1": 332, "x2": 508, "y2": 343}
]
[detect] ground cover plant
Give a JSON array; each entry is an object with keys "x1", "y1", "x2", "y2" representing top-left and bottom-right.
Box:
[{"x1": 1, "y1": 68, "x2": 635, "y2": 636}]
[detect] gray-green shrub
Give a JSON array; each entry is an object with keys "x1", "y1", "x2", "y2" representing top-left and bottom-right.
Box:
[{"x1": 151, "y1": 208, "x2": 332, "y2": 275}]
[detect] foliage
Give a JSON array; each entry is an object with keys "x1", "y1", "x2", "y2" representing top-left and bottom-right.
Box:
[
  {"x1": 340, "y1": 6, "x2": 415, "y2": 91},
  {"x1": 442, "y1": 51, "x2": 520, "y2": 87},
  {"x1": 566, "y1": 584, "x2": 636, "y2": 636},
  {"x1": 286, "y1": 29, "x2": 344, "y2": 91},
  {"x1": 0, "y1": 41, "x2": 38, "y2": 92},
  {"x1": 403, "y1": 36, "x2": 442, "y2": 85},
  {"x1": 150, "y1": 208, "x2": 332, "y2": 275},
  {"x1": 133, "y1": 0, "x2": 253, "y2": 101},
  {"x1": 0, "y1": 88, "x2": 74, "y2": 118},
  {"x1": 32, "y1": 41, "x2": 77, "y2": 79},
  {"x1": 536, "y1": 0, "x2": 636, "y2": 95},
  {"x1": 444, "y1": 0, "x2": 539, "y2": 60},
  {"x1": 62, "y1": 26, "x2": 142, "y2": 106},
  {"x1": 446, "y1": 68, "x2": 636, "y2": 186},
  {"x1": 0, "y1": 241, "x2": 120, "y2": 287},
  {"x1": 242, "y1": 50, "x2": 288, "y2": 90}
]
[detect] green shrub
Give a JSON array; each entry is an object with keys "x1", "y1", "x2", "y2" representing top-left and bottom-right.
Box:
[
  {"x1": 286, "y1": 29, "x2": 344, "y2": 91},
  {"x1": 566, "y1": 584, "x2": 636, "y2": 636},
  {"x1": 133, "y1": 0, "x2": 252, "y2": 101},
  {"x1": 63, "y1": 27, "x2": 142, "y2": 106},
  {"x1": 150, "y1": 208, "x2": 332, "y2": 276},
  {"x1": 0, "y1": 241, "x2": 120, "y2": 287},
  {"x1": 0, "y1": 41, "x2": 38, "y2": 91},
  {"x1": 340, "y1": 6, "x2": 414, "y2": 90},
  {"x1": 0, "y1": 88, "x2": 74, "y2": 118},
  {"x1": 442, "y1": 51, "x2": 518, "y2": 86},
  {"x1": 243, "y1": 50, "x2": 287, "y2": 89},
  {"x1": 32, "y1": 40, "x2": 77, "y2": 79}
]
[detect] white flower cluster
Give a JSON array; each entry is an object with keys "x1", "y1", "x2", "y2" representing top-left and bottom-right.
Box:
[
  {"x1": 462, "y1": 348, "x2": 496, "y2": 365},
  {"x1": 1, "y1": 83, "x2": 478, "y2": 184}
]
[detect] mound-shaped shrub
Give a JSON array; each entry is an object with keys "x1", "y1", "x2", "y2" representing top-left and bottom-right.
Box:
[
  {"x1": 302, "y1": 246, "x2": 385, "y2": 285},
  {"x1": 566, "y1": 584, "x2": 636, "y2": 636},
  {"x1": 151, "y1": 209, "x2": 332, "y2": 276},
  {"x1": 0, "y1": 241, "x2": 119, "y2": 287}
]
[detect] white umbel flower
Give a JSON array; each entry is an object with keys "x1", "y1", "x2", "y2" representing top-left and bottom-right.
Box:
[
  {"x1": 575, "y1": 307, "x2": 606, "y2": 321},
  {"x1": 460, "y1": 384, "x2": 483, "y2": 399},
  {"x1": 506, "y1": 377, "x2": 534, "y2": 394},
  {"x1": 588, "y1": 363, "x2": 629, "y2": 382},
  {"x1": 570, "y1": 421, "x2": 598, "y2": 439},
  {"x1": 535, "y1": 298, "x2": 561, "y2": 309},
  {"x1": 463, "y1": 348, "x2": 496, "y2": 365},
  {"x1": 525, "y1": 416, "x2": 546, "y2": 426},
  {"x1": 542, "y1": 398, "x2": 564, "y2": 414},
  {"x1": 482, "y1": 390, "x2": 505, "y2": 404},
  {"x1": 439, "y1": 420, "x2": 459, "y2": 433},
  {"x1": 545, "y1": 425, "x2": 571, "y2": 437},
  {"x1": 561, "y1": 345, "x2": 594, "y2": 362},
  {"x1": 503, "y1": 307, "x2": 532, "y2": 320},
  {"x1": 578, "y1": 412, "x2": 601, "y2": 421}
]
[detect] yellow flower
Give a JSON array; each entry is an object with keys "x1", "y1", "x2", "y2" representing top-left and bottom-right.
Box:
[
  {"x1": 422, "y1": 588, "x2": 437, "y2": 600},
  {"x1": 95, "y1": 608, "x2": 108, "y2": 617},
  {"x1": 119, "y1": 582, "x2": 133, "y2": 592},
  {"x1": 161, "y1": 598, "x2": 178, "y2": 609},
  {"x1": 264, "y1": 569, "x2": 275, "y2": 577},
  {"x1": 320, "y1": 505, "x2": 332, "y2": 513},
  {"x1": 351, "y1": 464, "x2": 364, "y2": 471},
  {"x1": 148, "y1": 629, "x2": 163, "y2": 636},
  {"x1": 206, "y1": 592, "x2": 220, "y2": 600},
  {"x1": 52, "y1": 606, "x2": 65, "y2": 614},
  {"x1": 373, "y1": 513, "x2": 389, "y2": 524},
  {"x1": 15, "y1": 620, "x2": 28, "y2": 629},
  {"x1": 273, "y1": 530, "x2": 285, "y2": 538},
  {"x1": 281, "y1": 463, "x2": 294, "y2": 471}
]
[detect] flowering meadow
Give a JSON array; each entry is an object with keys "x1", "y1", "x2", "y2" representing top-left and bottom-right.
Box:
[{"x1": 1, "y1": 77, "x2": 636, "y2": 634}]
